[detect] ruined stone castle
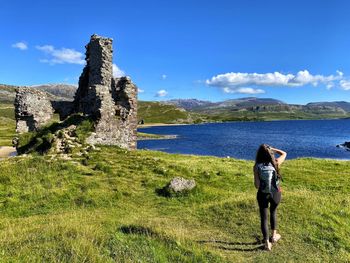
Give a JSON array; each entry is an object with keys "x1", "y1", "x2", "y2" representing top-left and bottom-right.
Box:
[{"x1": 14, "y1": 34, "x2": 138, "y2": 150}]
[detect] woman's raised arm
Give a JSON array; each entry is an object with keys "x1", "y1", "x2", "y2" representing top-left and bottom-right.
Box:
[{"x1": 270, "y1": 147, "x2": 287, "y2": 166}]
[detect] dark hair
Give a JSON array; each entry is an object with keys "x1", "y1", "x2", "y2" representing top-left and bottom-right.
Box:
[{"x1": 255, "y1": 144, "x2": 281, "y2": 177}]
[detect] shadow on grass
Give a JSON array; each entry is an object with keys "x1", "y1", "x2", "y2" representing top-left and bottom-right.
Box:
[
  {"x1": 119, "y1": 225, "x2": 160, "y2": 238},
  {"x1": 198, "y1": 239, "x2": 264, "y2": 251},
  {"x1": 155, "y1": 185, "x2": 198, "y2": 198}
]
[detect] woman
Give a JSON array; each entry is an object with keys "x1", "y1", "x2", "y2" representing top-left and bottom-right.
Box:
[{"x1": 254, "y1": 144, "x2": 287, "y2": 251}]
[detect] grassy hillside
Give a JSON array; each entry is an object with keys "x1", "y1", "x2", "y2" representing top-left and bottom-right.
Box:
[
  {"x1": 138, "y1": 101, "x2": 207, "y2": 124},
  {"x1": 2, "y1": 84, "x2": 350, "y2": 124},
  {"x1": 0, "y1": 147, "x2": 349, "y2": 262},
  {"x1": 0, "y1": 103, "x2": 16, "y2": 146},
  {"x1": 1, "y1": 95, "x2": 349, "y2": 261}
]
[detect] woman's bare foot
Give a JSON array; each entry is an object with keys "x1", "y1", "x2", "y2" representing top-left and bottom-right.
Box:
[
  {"x1": 264, "y1": 240, "x2": 272, "y2": 251},
  {"x1": 271, "y1": 233, "x2": 281, "y2": 243}
]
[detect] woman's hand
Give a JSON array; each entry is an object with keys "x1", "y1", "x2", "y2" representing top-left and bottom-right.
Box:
[{"x1": 270, "y1": 147, "x2": 287, "y2": 166}]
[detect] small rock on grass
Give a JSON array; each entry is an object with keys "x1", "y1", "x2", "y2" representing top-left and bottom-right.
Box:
[{"x1": 167, "y1": 177, "x2": 196, "y2": 193}]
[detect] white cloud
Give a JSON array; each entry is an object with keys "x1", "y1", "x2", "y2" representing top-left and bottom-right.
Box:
[
  {"x1": 138, "y1": 88, "x2": 144, "y2": 93},
  {"x1": 340, "y1": 80, "x2": 350, "y2": 90},
  {"x1": 12, "y1": 42, "x2": 28, "y2": 50},
  {"x1": 155, "y1": 89, "x2": 168, "y2": 97},
  {"x1": 206, "y1": 70, "x2": 346, "y2": 94},
  {"x1": 337, "y1": 70, "x2": 344, "y2": 77},
  {"x1": 36, "y1": 45, "x2": 85, "y2": 65},
  {"x1": 113, "y1": 63, "x2": 125, "y2": 77},
  {"x1": 161, "y1": 74, "x2": 167, "y2": 80},
  {"x1": 223, "y1": 87, "x2": 265, "y2": 94},
  {"x1": 326, "y1": 83, "x2": 334, "y2": 90},
  {"x1": 206, "y1": 70, "x2": 342, "y2": 91}
]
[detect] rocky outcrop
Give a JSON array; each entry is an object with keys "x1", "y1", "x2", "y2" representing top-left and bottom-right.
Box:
[
  {"x1": 14, "y1": 87, "x2": 54, "y2": 133},
  {"x1": 336, "y1": 141, "x2": 350, "y2": 151},
  {"x1": 14, "y1": 34, "x2": 138, "y2": 151}
]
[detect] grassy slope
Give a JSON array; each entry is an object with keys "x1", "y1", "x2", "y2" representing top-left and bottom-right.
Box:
[
  {"x1": 138, "y1": 101, "x2": 207, "y2": 124},
  {"x1": 1, "y1": 97, "x2": 350, "y2": 261},
  {"x1": 0, "y1": 103, "x2": 16, "y2": 146},
  {"x1": 0, "y1": 148, "x2": 349, "y2": 262}
]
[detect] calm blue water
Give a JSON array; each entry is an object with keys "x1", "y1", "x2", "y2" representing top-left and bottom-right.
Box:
[{"x1": 138, "y1": 119, "x2": 350, "y2": 160}]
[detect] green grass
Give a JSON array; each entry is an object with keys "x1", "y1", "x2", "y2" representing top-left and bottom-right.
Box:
[
  {"x1": 138, "y1": 101, "x2": 207, "y2": 124},
  {"x1": 0, "y1": 103, "x2": 16, "y2": 146},
  {"x1": 0, "y1": 147, "x2": 349, "y2": 262},
  {"x1": 138, "y1": 132, "x2": 167, "y2": 140},
  {"x1": 16, "y1": 114, "x2": 93, "y2": 154},
  {"x1": 1, "y1": 94, "x2": 350, "y2": 261}
]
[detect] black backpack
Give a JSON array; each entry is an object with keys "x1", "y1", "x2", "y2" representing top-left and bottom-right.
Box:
[{"x1": 257, "y1": 163, "x2": 280, "y2": 194}]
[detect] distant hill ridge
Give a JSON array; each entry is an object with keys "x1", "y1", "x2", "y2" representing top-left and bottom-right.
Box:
[
  {"x1": 164, "y1": 97, "x2": 350, "y2": 112},
  {"x1": 1, "y1": 84, "x2": 350, "y2": 122},
  {"x1": 0, "y1": 83, "x2": 76, "y2": 102}
]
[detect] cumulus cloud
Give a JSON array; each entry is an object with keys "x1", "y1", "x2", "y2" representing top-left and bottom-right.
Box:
[
  {"x1": 36, "y1": 45, "x2": 85, "y2": 65},
  {"x1": 223, "y1": 87, "x2": 265, "y2": 94},
  {"x1": 155, "y1": 89, "x2": 168, "y2": 97},
  {"x1": 161, "y1": 74, "x2": 167, "y2": 80},
  {"x1": 340, "y1": 80, "x2": 350, "y2": 90},
  {"x1": 138, "y1": 88, "x2": 145, "y2": 93},
  {"x1": 113, "y1": 63, "x2": 125, "y2": 77},
  {"x1": 12, "y1": 42, "x2": 28, "y2": 50},
  {"x1": 206, "y1": 70, "x2": 343, "y2": 94}
]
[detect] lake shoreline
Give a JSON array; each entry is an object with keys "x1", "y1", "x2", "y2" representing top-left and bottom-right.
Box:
[
  {"x1": 138, "y1": 117, "x2": 350, "y2": 129},
  {"x1": 138, "y1": 119, "x2": 350, "y2": 160}
]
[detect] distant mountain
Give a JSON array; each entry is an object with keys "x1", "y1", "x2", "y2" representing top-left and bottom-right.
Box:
[
  {"x1": 29, "y1": 84, "x2": 77, "y2": 100},
  {"x1": 163, "y1": 99, "x2": 214, "y2": 110},
  {"x1": 306, "y1": 101, "x2": 350, "y2": 112},
  {"x1": 1, "y1": 84, "x2": 350, "y2": 123},
  {"x1": 163, "y1": 97, "x2": 286, "y2": 111},
  {"x1": 0, "y1": 83, "x2": 77, "y2": 102},
  {"x1": 162, "y1": 97, "x2": 350, "y2": 111},
  {"x1": 212, "y1": 97, "x2": 286, "y2": 109},
  {"x1": 161, "y1": 97, "x2": 350, "y2": 122}
]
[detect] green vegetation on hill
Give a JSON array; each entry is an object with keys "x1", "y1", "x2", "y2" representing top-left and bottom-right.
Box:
[
  {"x1": 0, "y1": 147, "x2": 349, "y2": 262},
  {"x1": 2, "y1": 84, "x2": 350, "y2": 125},
  {"x1": 0, "y1": 84, "x2": 16, "y2": 103},
  {"x1": 0, "y1": 103, "x2": 16, "y2": 146},
  {"x1": 138, "y1": 101, "x2": 208, "y2": 124},
  {"x1": 201, "y1": 109, "x2": 350, "y2": 122}
]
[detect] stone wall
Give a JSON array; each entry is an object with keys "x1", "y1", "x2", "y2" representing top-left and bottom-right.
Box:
[
  {"x1": 14, "y1": 87, "x2": 54, "y2": 133},
  {"x1": 14, "y1": 34, "x2": 138, "y2": 150}
]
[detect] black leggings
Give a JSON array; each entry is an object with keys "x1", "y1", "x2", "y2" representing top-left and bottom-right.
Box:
[{"x1": 257, "y1": 191, "x2": 281, "y2": 241}]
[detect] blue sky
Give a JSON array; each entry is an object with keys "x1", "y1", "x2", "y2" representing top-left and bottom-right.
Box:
[{"x1": 1, "y1": 0, "x2": 350, "y2": 104}]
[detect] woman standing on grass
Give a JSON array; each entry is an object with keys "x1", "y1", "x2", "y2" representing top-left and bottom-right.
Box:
[{"x1": 254, "y1": 144, "x2": 287, "y2": 251}]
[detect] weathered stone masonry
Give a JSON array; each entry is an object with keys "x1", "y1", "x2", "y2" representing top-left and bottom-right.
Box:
[
  {"x1": 14, "y1": 34, "x2": 138, "y2": 150},
  {"x1": 15, "y1": 88, "x2": 54, "y2": 133}
]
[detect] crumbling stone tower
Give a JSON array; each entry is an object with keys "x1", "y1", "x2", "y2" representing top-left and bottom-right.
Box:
[
  {"x1": 14, "y1": 34, "x2": 138, "y2": 150},
  {"x1": 74, "y1": 34, "x2": 138, "y2": 149}
]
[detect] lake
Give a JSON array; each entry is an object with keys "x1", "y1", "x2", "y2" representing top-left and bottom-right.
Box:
[{"x1": 138, "y1": 119, "x2": 350, "y2": 160}]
